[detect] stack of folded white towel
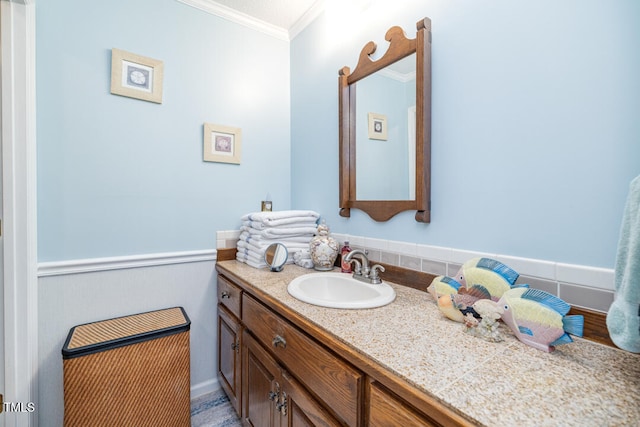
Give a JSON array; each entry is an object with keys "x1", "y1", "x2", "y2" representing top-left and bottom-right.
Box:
[{"x1": 236, "y1": 210, "x2": 320, "y2": 269}]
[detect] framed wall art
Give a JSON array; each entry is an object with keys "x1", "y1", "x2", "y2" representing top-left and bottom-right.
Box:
[
  {"x1": 110, "y1": 48, "x2": 164, "y2": 104},
  {"x1": 203, "y1": 123, "x2": 242, "y2": 164},
  {"x1": 368, "y1": 112, "x2": 388, "y2": 140}
]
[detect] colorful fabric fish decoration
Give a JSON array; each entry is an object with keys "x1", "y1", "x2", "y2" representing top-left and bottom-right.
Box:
[
  {"x1": 435, "y1": 286, "x2": 492, "y2": 323},
  {"x1": 493, "y1": 287, "x2": 584, "y2": 352},
  {"x1": 429, "y1": 275, "x2": 500, "y2": 323},
  {"x1": 427, "y1": 275, "x2": 462, "y2": 301},
  {"x1": 436, "y1": 294, "x2": 465, "y2": 322},
  {"x1": 454, "y1": 257, "x2": 525, "y2": 301}
]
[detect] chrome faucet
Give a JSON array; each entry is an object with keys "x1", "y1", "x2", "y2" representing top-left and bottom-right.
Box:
[{"x1": 343, "y1": 249, "x2": 385, "y2": 284}]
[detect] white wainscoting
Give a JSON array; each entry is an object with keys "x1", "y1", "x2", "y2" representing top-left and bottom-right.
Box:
[{"x1": 37, "y1": 250, "x2": 219, "y2": 427}]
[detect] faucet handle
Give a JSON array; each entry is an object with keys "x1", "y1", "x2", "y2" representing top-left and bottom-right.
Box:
[
  {"x1": 349, "y1": 258, "x2": 362, "y2": 276},
  {"x1": 369, "y1": 264, "x2": 385, "y2": 284}
]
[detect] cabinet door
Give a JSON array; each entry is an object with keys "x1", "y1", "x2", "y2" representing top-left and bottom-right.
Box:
[
  {"x1": 281, "y1": 371, "x2": 342, "y2": 427},
  {"x1": 368, "y1": 382, "x2": 438, "y2": 427},
  {"x1": 243, "y1": 331, "x2": 281, "y2": 427},
  {"x1": 243, "y1": 294, "x2": 362, "y2": 426},
  {"x1": 218, "y1": 305, "x2": 242, "y2": 416}
]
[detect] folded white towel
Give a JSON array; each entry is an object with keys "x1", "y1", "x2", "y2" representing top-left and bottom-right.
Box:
[
  {"x1": 237, "y1": 240, "x2": 267, "y2": 253},
  {"x1": 238, "y1": 231, "x2": 312, "y2": 246},
  {"x1": 237, "y1": 246, "x2": 296, "y2": 264},
  {"x1": 243, "y1": 217, "x2": 318, "y2": 230},
  {"x1": 236, "y1": 249, "x2": 266, "y2": 263},
  {"x1": 241, "y1": 210, "x2": 319, "y2": 223},
  {"x1": 238, "y1": 239, "x2": 311, "y2": 254},
  {"x1": 236, "y1": 249, "x2": 267, "y2": 266},
  {"x1": 242, "y1": 225, "x2": 317, "y2": 239},
  {"x1": 236, "y1": 255, "x2": 267, "y2": 269}
]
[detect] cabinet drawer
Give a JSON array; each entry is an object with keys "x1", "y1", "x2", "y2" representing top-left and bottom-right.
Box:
[
  {"x1": 218, "y1": 275, "x2": 242, "y2": 318},
  {"x1": 369, "y1": 382, "x2": 438, "y2": 427},
  {"x1": 243, "y1": 294, "x2": 362, "y2": 427}
]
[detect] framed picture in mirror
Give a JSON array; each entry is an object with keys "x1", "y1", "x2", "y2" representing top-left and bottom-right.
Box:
[
  {"x1": 203, "y1": 123, "x2": 242, "y2": 164},
  {"x1": 368, "y1": 113, "x2": 387, "y2": 140}
]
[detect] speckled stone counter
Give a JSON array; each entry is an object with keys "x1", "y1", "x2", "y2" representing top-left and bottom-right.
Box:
[{"x1": 216, "y1": 260, "x2": 640, "y2": 427}]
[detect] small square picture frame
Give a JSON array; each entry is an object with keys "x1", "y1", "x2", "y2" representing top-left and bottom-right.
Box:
[
  {"x1": 203, "y1": 123, "x2": 242, "y2": 164},
  {"x1": 110, "y1": 48, "x2": 164, "y2": 104},
  {"x1": 368, "y1": 112, "x2": 388, "y2": 141}
]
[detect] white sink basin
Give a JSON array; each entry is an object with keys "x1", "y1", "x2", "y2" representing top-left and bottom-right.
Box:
[{"x1": 287, "y1": 272, "x2": 396, "y2": 309}]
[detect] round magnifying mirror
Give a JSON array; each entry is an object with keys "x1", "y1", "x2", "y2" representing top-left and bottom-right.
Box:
[{"x1": 264, "y1": 243, "x2": 288, "y2": 272}]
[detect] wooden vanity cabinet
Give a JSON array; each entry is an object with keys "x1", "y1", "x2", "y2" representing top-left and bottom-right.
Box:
[
  {"x1": 243, "y1": 330, "x2": 342, "y2": 427},
  {"x1": 216, "y1": 267, "x2": 472, "y2": 427},
  {"x1": 217, "y1": 276, "x2": 243, "y2": 416},
  {"x1": 242, "y1": 293, "x2": 362, "y2": 426}
]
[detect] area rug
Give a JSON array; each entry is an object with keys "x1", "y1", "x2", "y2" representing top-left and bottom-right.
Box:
[{"x1": 191, "y1": 389, "x2": 242, "y2": 427}]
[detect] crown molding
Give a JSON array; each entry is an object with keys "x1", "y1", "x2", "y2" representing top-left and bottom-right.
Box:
[
  {"x1": 289, "y1": 0, "x2": 324, "y2": 40},
  {"x1": 177, "y1": 0, "x2": 289, "y2": 41},
  {"x1": 177, "y1": 0, "x2": 324, "y2": 42}
]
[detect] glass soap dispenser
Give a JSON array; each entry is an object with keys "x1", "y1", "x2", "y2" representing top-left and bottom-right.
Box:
[{"x1": 341, "y1": 241, "x2": 352, "y2": 273}]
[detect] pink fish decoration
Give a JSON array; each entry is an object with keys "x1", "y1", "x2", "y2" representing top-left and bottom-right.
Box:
[{"x1": 493, "y1": 288, "x2": 584, "y2": 352}]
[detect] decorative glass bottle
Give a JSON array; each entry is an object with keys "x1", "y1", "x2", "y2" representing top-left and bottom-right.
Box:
[
  {"x1": 341, "y1": 241, "x2": 352, "y2": 273},
  {"x1": 309, "y1": 222, "x2": 339, "y2": 271}
]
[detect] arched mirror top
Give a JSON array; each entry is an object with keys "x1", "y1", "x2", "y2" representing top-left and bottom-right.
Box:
[{"x1": 339, "y1": 18, "x2": 431, "y2": 223}]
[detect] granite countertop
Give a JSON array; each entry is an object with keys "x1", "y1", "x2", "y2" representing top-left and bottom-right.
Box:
[{"x1": 217, "y1": 260, "x2": 640, "y2": 427}]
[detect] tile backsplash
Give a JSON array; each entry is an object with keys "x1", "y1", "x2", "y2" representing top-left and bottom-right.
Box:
[{"x1": 216, "y1": 230, "x2": 615, "y2": 313}]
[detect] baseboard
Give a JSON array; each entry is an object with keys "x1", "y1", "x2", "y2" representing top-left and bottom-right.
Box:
[{"x1": 191, "y1": 378, "x2": 220, "y2": 399}]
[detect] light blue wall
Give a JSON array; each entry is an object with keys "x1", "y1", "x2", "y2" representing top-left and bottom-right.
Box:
[
  {"x1": 36, "y1": 0, "x2": 640, "y2": 269},
  {"x1": 291, "y1": 0, "x2": 640, "y2": 269},
  {"x1": 37, "y1": 0, "x2": 291, "y2": 261}
]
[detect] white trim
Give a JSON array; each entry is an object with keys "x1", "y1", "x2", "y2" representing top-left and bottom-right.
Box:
[
  {"x1": 177, "y1": 0, "x2": 289, "y2": 41},
  {"x1": 38, "y1": 249, "x2": 218, "y2": 277},
  {"x1": 191, "y1": 378, "x2": 220, "y2": 399},
  {"x1": 379, "y1": 67, "x2": 416, "y2": 83},
  {"x1": 1, "y1": 1, "x2": 38, "y2": 426},
  {"x1": 289, "y1": 0, "x2": 324, "y2": 40},
  {"x1": 176, "y1": 0, "x2": 325, "y2": 42}
]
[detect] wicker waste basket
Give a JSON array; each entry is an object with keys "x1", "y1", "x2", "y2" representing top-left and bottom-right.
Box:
[{"x1": 62, "y1": 307, "x2": 191, "y2": 427}]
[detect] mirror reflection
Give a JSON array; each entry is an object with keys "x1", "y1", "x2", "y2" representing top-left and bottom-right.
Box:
[
  {"x1": 355, "y1": 54, "x2": 416, "y2": 201},
  {"x1": 264, "y1": 243, "x2": 288, "y2": 272}
]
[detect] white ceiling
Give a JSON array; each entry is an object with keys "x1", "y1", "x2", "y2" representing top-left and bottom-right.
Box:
[{"x1": 211, "y1": 0, "x2": 320, "y2": 31}]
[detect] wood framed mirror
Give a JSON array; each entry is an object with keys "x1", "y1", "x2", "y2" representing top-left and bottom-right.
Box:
[{"x1": 339, "y1": 18, "x2": 431, "y2": 222}]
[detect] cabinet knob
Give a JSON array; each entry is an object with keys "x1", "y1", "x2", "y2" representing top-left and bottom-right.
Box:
[
  {"x1": 221, "y1": 291, "x2": 230, "y2": 299},
  {"x1": 272, "y1": 335, "x2": 287, "y2": 349}
]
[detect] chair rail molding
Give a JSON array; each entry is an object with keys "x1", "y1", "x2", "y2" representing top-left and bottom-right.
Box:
[{"x1": 38, "y1": 250, "x2": 218, "y2": 277}]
